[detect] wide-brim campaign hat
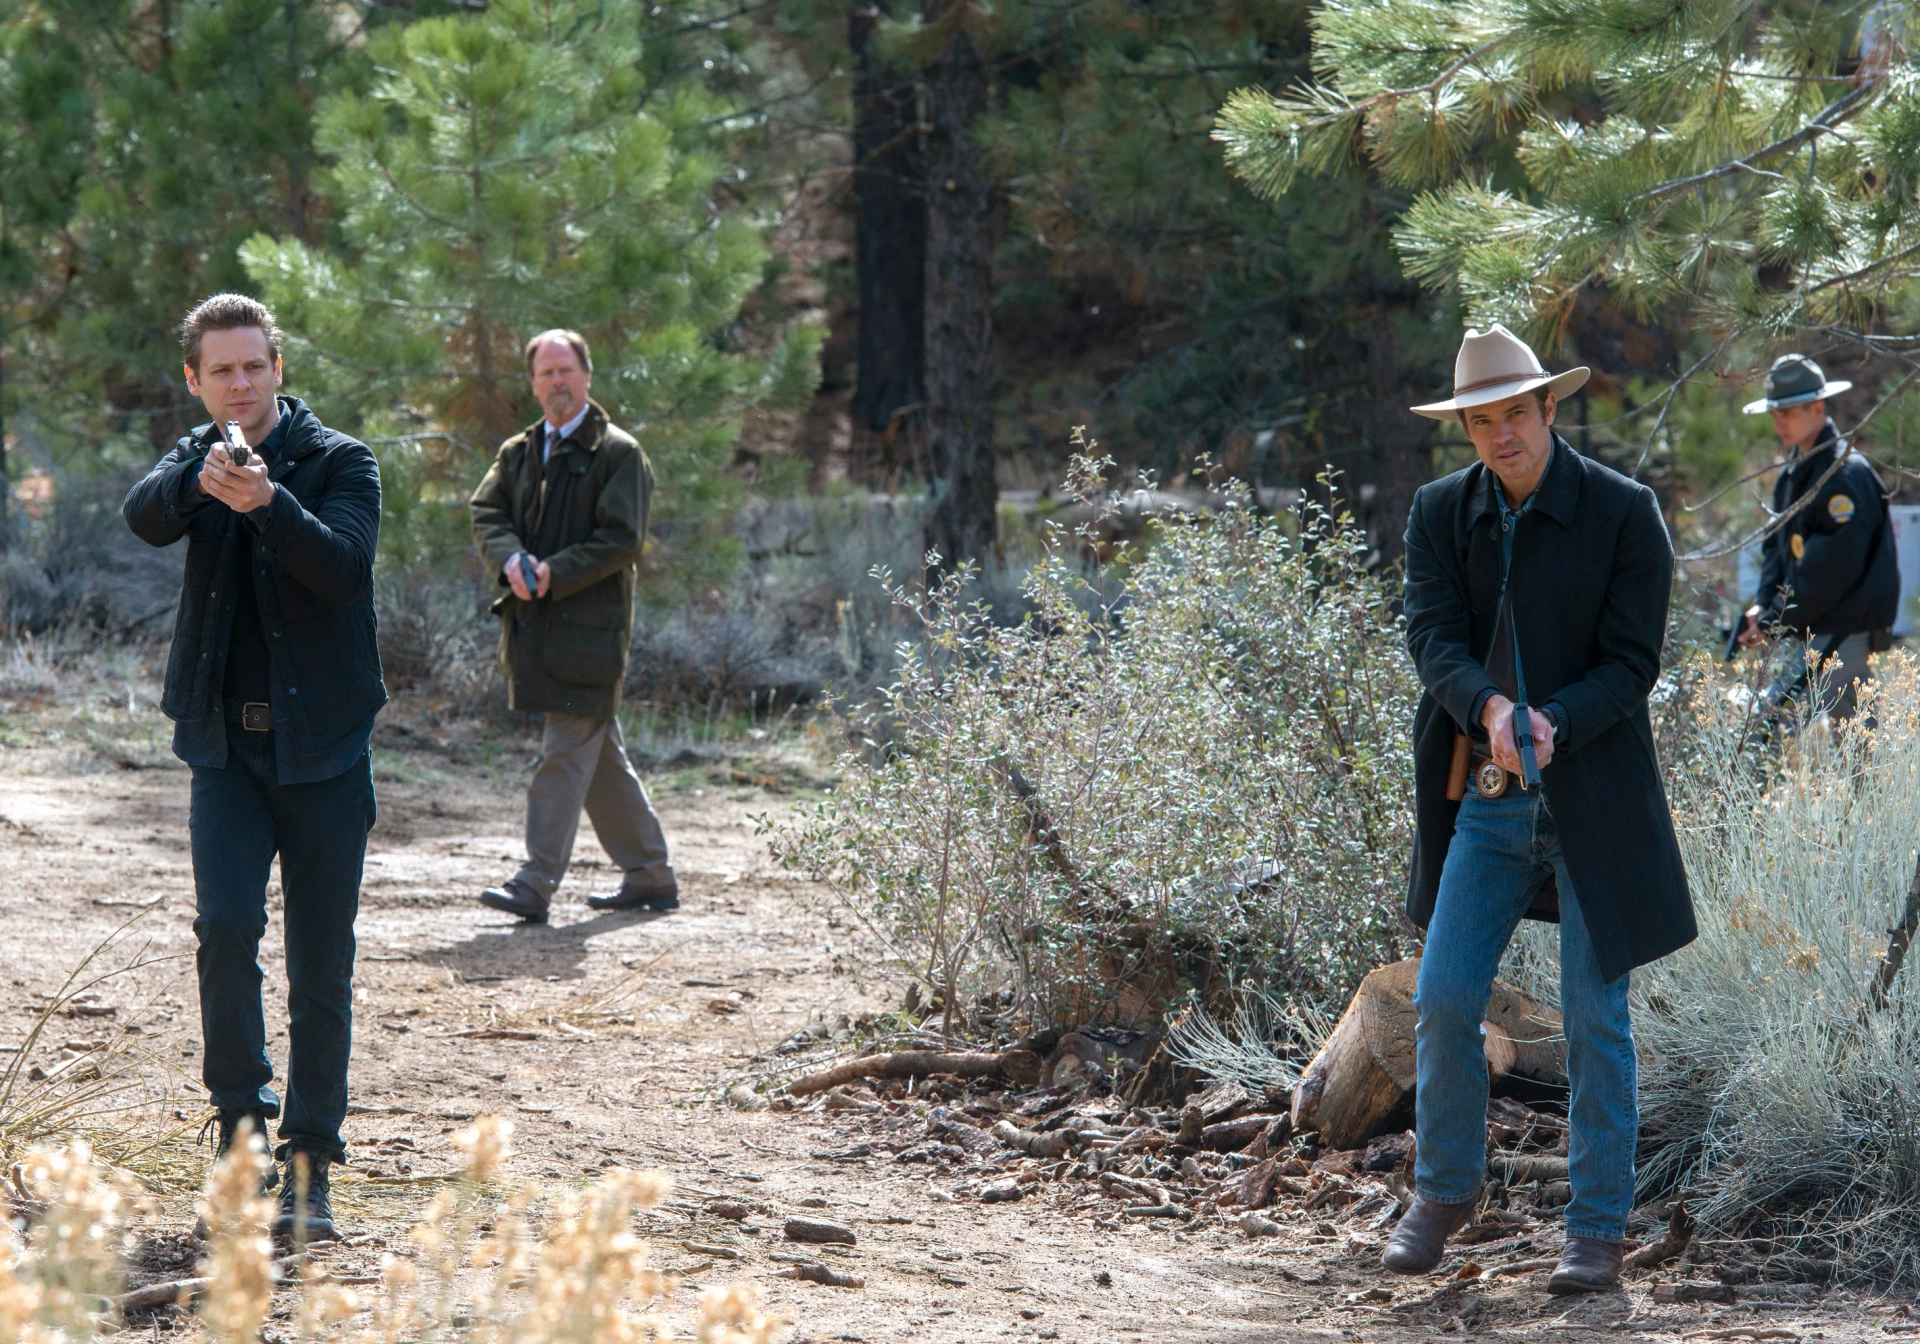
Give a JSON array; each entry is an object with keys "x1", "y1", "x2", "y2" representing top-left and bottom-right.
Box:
[
  {"x1": 1742, "y1": 353, "x2": 1852, "y2": 414},
  {"x1": 1410, "y1": 323, "x2": 1591, "y2": 421}
]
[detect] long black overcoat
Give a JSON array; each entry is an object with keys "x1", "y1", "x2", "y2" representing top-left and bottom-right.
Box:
[{"x1": 1403, "y1": 438, "x2": 1696, "y2": 983}]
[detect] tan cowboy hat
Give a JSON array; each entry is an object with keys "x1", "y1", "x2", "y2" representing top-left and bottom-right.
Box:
[{"x1": 1410, "y1": 323, "x2": 1591, "y2": 421}]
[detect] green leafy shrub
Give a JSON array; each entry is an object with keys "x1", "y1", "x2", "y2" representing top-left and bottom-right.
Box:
[{"x1": 770, "y1": 455, "x2": 1420, "y2": 1033}]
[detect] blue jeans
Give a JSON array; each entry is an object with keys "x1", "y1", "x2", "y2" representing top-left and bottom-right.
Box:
[
  {"x1": 190, "y1": 729, "x2": 373, "y2": 1163},
  {"x1": 1414, "y1": 788, "x2": 1637, "y2": 1243}
]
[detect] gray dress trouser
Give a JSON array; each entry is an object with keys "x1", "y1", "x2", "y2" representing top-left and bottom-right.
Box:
[
  {"x1": 512, "y1": 713, "x2": 674, "y2": 899},
  {"x1": 1765, "y1": 630, "x2": 1873, "y2": 723}
]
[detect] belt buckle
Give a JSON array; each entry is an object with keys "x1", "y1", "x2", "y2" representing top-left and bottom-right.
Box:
[
  {"x1": 1475, "y1": 759, "x2": 1508, "y2": 798},
  {"x1": 241, "y1": 702, "x2": 272, "y2": 733}
]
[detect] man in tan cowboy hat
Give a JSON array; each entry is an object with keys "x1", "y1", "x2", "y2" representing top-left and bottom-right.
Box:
[
  {"x1": 1387, "y1": 324, "x2": 1696, "y2": 1294},
  {"x1": 1730, "y1": 353, "x2": 1897, "y2": 723}
]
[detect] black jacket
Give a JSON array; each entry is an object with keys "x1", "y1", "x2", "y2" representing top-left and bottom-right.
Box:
[
  {"x1": 123, "y1": 397, "x2": 386, "y2": 759},
  {"x1": 1755, "y1": 423, "x2": 1898, "y2": 637},
  {"x1": 1403, "y1": 439, "x2": 1696, "y2": 982}
]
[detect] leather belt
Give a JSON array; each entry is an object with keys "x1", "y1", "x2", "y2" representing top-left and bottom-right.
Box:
[{"x1": 224, "y1": 701, "x2": 273, "y2": 732}]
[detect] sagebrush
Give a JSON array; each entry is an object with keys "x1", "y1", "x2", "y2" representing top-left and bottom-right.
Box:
[{"x1": 772, "y1": 456, "x2": 1420, "y2": 1032}]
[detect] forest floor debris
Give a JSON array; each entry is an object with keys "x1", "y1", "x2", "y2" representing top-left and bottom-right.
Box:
[{"x1": 0, "y1": 673, "x2": 1906, "y2": 1340}]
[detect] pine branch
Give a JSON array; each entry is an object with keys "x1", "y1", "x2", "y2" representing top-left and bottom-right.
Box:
[{"x1": 1638, "y1": 85, "x2": 1876, "y2": 203}]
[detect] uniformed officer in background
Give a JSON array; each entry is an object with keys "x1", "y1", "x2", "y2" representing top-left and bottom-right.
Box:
[{"x1": 1733, "y1": 354, "x2": 1900, "y2": 722}]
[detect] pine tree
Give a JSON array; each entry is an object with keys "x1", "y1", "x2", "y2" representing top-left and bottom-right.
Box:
[
  {"x1": 918, "y1": 0, "x2": 999, "y2": 570},
  {"x1": 1214, "y1": 0, "x2": 1920, "y2": 419},
  {"x1": 0, "y1": 5, "x2": 90, "y2": 547},
  {"x1": 241, "y1": 0, "x2": 822, "y2": 577},
  {"x1": 975, "y1": 0, "x2": 1456, "y2": 563},
  {"x1": 1, "y1": 0, "x2": 357, "y2": 464}
]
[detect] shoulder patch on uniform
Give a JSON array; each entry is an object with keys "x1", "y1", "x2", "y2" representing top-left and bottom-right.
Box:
[
  {"x1": 1829, "y1": 493, "x2": 1856, "y2": 523},
  {"x1": 1791, "y1": 532, "x2": 1806, "y2": 560}
]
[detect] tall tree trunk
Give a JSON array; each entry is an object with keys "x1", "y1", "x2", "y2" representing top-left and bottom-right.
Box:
[
  {"x1": 850, "y1": 2, "x2": 925, "y2": 439},
  {"x1": 920, "y1": 3, "x2": 997, "y2": 570},
  {"x1": 285, "y1": 0, "x2": 310, "y2": 243},
  {"x1": 0, "y1": 345, "x2": 10, "y2": 552},
  {"x1": 1348, "y1": 307, "x2": 1440, "y2": 572}
]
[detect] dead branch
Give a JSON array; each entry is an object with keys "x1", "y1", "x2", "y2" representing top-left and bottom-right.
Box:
[
  {"x1": 116, "y1": 1277, "x2": 210, "y2": 1313},
  {"x1": 1628, "y1": 1200, "x2": 1695, "y2": 1270},
  {"x1": 1490, "y1": 1155, "x2": 1569, "y2": 1186},
  {"x1": 786, "y1": 1047, "x2": 1041, "y2": 1097},
  {"x1": 1866, "y1": 852, "x2": 1920, "y2": 1014},
  {"x1": 784, "y1": 1262, "x2": 864, "y2": 1287}
]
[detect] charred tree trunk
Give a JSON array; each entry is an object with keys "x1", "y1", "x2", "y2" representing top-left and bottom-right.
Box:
[
  {"x1": 920, "y1": 2, "x2": 997, "y2": 570},
  {"x1": 850, "y1": 2, "x2": 924, "y2": 440}
]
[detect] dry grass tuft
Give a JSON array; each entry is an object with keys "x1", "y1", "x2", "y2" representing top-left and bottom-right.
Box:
[
  {"x1": 0, "y1": 1112, "x2": 787, "y2": 1341},
  {"x1": 199, "y1": 1118, "x2": 274, "y2": 1344}
]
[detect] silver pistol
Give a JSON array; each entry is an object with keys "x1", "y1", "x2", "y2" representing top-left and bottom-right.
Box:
[{"x1": 223, "y1": 420, "x2": 251, "y2": 467}]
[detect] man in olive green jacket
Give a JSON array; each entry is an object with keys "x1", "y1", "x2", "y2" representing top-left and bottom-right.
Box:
[{"x1": 470, "y1": 330, "x2": 678, "y2": 923}]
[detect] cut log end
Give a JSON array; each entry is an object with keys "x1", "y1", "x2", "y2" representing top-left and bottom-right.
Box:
[{"x1": 1291, "y1": 958, "x2": 1567, "y2": 1151}]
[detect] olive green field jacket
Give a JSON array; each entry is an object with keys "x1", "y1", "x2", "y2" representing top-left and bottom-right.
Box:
[{"x1": 469, "y1": 401, "x2": 654, "y2": 719}]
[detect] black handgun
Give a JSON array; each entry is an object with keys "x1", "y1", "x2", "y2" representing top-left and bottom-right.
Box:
[
  {"x1": 1511, "y1": 699, "x2": 1543, "y2": 789},
  {"x1": 516, "y1": 552, "x2": 540, "y2": 596},
  {"x1": 223, "y1": 420, "x2": 251, "y2": 467}
]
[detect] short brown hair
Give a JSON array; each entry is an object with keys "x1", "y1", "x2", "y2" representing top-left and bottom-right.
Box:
[
  {"x1": 178, "y1": 293, "x2": 282, "y2": 373},
  {"x1": 525, "y1": 329, "x2": 592, "y2": 375},
  {"x1": 1458, "y1": 386, "x2": 1551, "y2": 430}
]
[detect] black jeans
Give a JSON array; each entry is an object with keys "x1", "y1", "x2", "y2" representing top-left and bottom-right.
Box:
[{"x1": 190, "y1": 728, "x2": 373, "y2": 1162}]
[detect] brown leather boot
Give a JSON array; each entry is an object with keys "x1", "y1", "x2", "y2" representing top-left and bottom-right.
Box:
[
  {"x1": 1380, "y1": 1188, "x2": 1481, "y2": 1274},
  {"x1": 1547, "y1": 1237, "x2": 1623, "y2": 1294}
]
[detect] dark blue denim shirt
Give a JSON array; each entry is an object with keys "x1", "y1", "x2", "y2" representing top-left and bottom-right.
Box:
[{"x1": 170, "y1": 403, "x2": 377, "y2": 783}]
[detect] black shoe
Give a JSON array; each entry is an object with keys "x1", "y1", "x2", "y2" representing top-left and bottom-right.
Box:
[
  {"x1": 585, "y1": 873, "x2": 679, "y2": 912},
  {"x1": 272, "y1": 1153, "x2": 338, "y2": 1244},
  {"x1": 199, "y1": 1109, "x2": 279, "y2": 1192},
  {"x1": 479, "y1": 880, "x2": 549, "y2": 923},
  {"x1": 193, "y1": 1109, "x2": 277, "y2": 1240}
]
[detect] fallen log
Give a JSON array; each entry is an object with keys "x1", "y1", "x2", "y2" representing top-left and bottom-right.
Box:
[
  {"x1": 787, "y1": 1048, "x2": 1042, "y2": 1098},
  {"x1": 1291, "y1": 959, "x2": 1566, "y2": 1150}
]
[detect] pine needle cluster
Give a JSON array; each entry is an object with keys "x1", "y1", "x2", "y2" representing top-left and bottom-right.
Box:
[{"x1": 1215, "y1": 0, "x2": 1920, "y2": 363}]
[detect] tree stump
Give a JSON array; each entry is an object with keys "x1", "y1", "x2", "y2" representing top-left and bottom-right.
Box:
[{"x1": 1290, "y1": 959, "x2": 1565, "y2": 1150}]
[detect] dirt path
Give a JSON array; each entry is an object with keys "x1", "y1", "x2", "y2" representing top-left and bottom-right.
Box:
[{"x1": 0, "y1": 669, "x2": 1895, "y2": 1342}]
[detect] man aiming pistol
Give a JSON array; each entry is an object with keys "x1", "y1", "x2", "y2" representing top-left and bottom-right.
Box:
[{"x1": 123, "y1": 294, "x2": 384, "y2": 1242}]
